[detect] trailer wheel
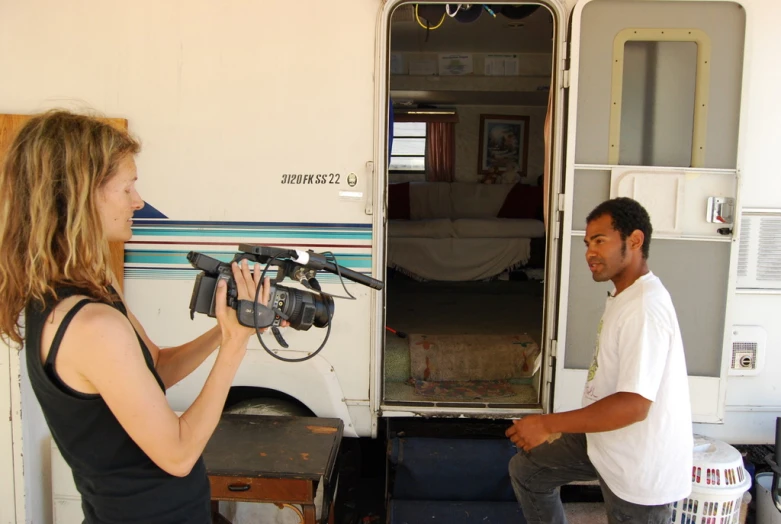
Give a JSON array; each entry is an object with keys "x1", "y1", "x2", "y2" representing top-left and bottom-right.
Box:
[{"x1": 224, "y1": 397, "x2": 314, "y2": 417}]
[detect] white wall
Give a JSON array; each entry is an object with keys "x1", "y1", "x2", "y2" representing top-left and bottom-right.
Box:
[
  {"x1": 454, "y1": 105, "x2": 546, "y2": 183},
  {"x1": 0, "y1": 0, "x2": 378, "y2": 224},
  {"x1": 717, "y1": 0, "x2": 781, "y2": 441},
  {"x1": 732, "y1": 0, "x2": 781, "y2": 208}
]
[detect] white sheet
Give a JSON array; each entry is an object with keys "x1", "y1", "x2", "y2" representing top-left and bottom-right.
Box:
[
  {"x1": 388, "y1": 237, "x2": 532, "y2": 281},
  {"x1": 452, "y1": 218, "x2": 545, "y2": 238}
]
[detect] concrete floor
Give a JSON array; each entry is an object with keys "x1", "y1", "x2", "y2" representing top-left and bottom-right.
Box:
[{"x1": 565, "y1": 503, "x2": 609, "y2": 524}]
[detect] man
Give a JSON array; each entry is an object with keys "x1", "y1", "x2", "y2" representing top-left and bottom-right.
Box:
[{"x1": 506, "y1": 197, "x2": 692, "y2": 524}]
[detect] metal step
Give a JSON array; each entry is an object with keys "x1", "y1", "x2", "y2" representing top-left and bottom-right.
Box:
[
  {"x1": 389, "y1": 437, "x2": 517, "y2": 501},
  {"x1": 386, "y1": 434, "x2": 608, "y2": 524}
]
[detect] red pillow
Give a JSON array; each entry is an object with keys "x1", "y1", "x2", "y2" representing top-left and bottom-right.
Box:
[
  {"x1": 388, "y1": 182, "x2": 411, "y2": 220},
  {"x1": 497, "y1": 183, "x2": 543, "y2": 220}
]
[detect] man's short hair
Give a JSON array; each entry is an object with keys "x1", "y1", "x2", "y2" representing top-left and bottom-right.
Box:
[{"x1": 586, "y1": 198, "x2": 653, "y2": 259}]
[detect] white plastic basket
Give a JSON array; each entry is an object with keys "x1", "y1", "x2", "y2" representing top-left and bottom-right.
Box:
[{"x1": 672, "y1": 435, "x2": 752, "y2": 524}]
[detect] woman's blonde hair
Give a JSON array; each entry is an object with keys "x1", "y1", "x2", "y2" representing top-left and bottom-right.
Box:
[{"x1": 0, "y1": 110, "x2": 141, "y2": 345}]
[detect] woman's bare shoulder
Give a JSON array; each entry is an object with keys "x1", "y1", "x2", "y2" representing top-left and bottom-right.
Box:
[
  {"x1": 55, "y1": 300, "x2": 139, "y2": 362},
  {"x1": 71, "y1": 301, "x2": 135, "y2": 338},
  {"x1": 42, "y1": 297, "x2": 142, "y2": 395}
]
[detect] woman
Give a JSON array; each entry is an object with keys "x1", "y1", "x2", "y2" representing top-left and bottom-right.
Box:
[{"x1": 0, "y1": 110, "x2": 272, "y2": 523}]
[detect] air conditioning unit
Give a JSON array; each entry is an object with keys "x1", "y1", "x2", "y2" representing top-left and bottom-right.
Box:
[
  {"x1": 736, "y1": 210, "x2": 781, "y2": 291},
  {"x1": 729, "y1": 325, "x2": 766, "y2": 376}
]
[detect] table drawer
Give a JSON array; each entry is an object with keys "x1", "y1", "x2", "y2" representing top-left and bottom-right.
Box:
[{"x1": 209, "y1": 475, "x2": 313, "y2": 504}]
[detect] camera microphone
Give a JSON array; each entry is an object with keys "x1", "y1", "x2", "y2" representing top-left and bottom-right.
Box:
[{"x1": 238, "y1": 244, "x2": 383, "y2": 291}]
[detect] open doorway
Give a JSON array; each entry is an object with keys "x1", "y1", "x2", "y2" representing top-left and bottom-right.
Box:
[{"x1": 382, "y1": 3, "x2": 554, "y2": 409}]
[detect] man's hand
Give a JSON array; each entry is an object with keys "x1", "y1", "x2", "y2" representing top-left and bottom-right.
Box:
[{"x1": 505, "y1": 415, "x2": 559, "y2": 452}]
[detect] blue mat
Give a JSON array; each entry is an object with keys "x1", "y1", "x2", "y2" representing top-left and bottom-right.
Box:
[{"x1": 389, "y1": 437, "x2": 519, "y2": 501}]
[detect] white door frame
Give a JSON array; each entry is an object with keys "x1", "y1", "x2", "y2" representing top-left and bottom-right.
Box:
[{"x1": 373, "y1": 0, "x2": 570, "y2": 418}]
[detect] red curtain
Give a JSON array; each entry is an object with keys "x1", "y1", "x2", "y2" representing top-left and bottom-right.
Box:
[{"x1": 425, "y1": 122, "x2": 455, "y2": 182}]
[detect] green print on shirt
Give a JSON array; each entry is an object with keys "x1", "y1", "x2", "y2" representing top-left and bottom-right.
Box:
[{"x1": 587, "y1": 319, "x2": 603, "y2": 382}]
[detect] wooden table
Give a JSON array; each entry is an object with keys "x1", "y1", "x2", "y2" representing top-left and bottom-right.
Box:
[{"x1": 203, "y1": 414, "x2": 344, "y2": 524}]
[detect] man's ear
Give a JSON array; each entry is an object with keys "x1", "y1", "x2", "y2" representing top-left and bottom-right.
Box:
[{"x1": 629, "y1": 230, "x2": 645, "y2": 253}]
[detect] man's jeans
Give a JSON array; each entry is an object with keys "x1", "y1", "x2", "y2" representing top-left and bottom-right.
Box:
[{"x1": 508, "y1": 433, "x2": 673, "y2": 524}]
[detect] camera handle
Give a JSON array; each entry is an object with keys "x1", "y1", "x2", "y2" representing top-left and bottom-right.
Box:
[
  {"x1": 235, "y1": 300, "x2": 282, "y2": 329},
  {"x1": 235, "y1": 300, "x2": 291, "y2": 349}
]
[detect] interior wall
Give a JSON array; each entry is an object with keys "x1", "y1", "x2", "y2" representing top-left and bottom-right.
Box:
[
  {"x1": 454, "y1": 105, "x2": 546, "y2": 183},
  {"x1": 389, "y1": 7, "x2": 554, "y2": 186}
]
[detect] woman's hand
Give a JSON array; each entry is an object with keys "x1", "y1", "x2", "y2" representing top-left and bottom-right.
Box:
[{"x1": 214, "y1": 259, "x2": 270, "y2": 348}]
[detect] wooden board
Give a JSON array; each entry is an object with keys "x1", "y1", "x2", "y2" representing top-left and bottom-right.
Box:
[
  {"x1": 0, "y1": 113, "x2": 128, "y2": 291},
  {"x1": 203, "y1": 414, "x2": 343, "y2": 481}
]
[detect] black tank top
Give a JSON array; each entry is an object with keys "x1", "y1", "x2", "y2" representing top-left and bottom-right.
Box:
[{"x1": 25, "y1": 285, "x2": 210, "y2": 524}]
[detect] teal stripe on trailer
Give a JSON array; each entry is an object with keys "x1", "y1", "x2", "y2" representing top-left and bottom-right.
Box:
[
  {"x1": 125, "y1": 251, "x2": 372, "y2": 267},
  {"x1": 131, "y1": 229, "x2": 371, "y2": 239},
  {"x1": 132, "y1": 219, "x2": 371, "y2": 229},
  {"x1": 123, "y1": 269, "x2": 374, "y2": 282}
]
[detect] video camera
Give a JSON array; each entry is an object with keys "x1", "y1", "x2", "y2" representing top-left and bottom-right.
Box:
[{"x1": 188, "y1": 243, "x2": 383, "y2": 335}]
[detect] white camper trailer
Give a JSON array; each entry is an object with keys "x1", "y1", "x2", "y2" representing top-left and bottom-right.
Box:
[{"x1": 1, "y1": 0, "x2": 780, "y2": 522}]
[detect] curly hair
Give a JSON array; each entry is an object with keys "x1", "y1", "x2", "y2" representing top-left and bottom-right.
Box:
[
  {"x1": 0, "y1": 110, "x2": 140, "y2": 346},
  {"x1": 586, "y1": 197, "x2": 653, "y2": 259}
]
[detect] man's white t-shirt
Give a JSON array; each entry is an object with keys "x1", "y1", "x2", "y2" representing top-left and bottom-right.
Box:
[{"x1": 582, "y1": 272, "x2": 693, "y2": 506}]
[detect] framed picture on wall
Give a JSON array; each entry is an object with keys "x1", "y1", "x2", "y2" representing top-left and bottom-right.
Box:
[{"x1": 477, "y1": 114, "x2": 530, "y2": 177}]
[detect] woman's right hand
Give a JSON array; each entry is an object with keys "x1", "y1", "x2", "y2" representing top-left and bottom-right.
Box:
[{"x1": 214, "y1": 259, "x2": 270, "y2": 350}]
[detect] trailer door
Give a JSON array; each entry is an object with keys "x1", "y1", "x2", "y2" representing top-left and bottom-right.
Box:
[{"x1": 555, "y1": 0, "x2": 746, "y2": 423}]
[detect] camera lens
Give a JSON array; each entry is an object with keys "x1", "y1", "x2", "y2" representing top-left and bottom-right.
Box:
[
  {"x1": 277, "y1": 285, "x2": 334, "y2": 330},
  {"x1": 312, "y1": 294, "x2": 335, "y2": 328}
]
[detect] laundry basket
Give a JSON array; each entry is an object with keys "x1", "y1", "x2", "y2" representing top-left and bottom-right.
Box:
[{"x1": 672, "y1": 435, "x2": 752, "y2": 524}]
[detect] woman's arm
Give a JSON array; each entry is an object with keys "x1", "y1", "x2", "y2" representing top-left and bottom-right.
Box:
[
  {"x1": 111, "y1": 274, "x2": 234, "y2": 388},
  {"x1": 75, "y1": 305, "x2": 244, "y2": 476},
  {"x1": 152, "y1": 326, "x2": 222, "y2": 388},
  {"x1": 69, "y1": 261, "x2": 267, "y2": 476}
]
